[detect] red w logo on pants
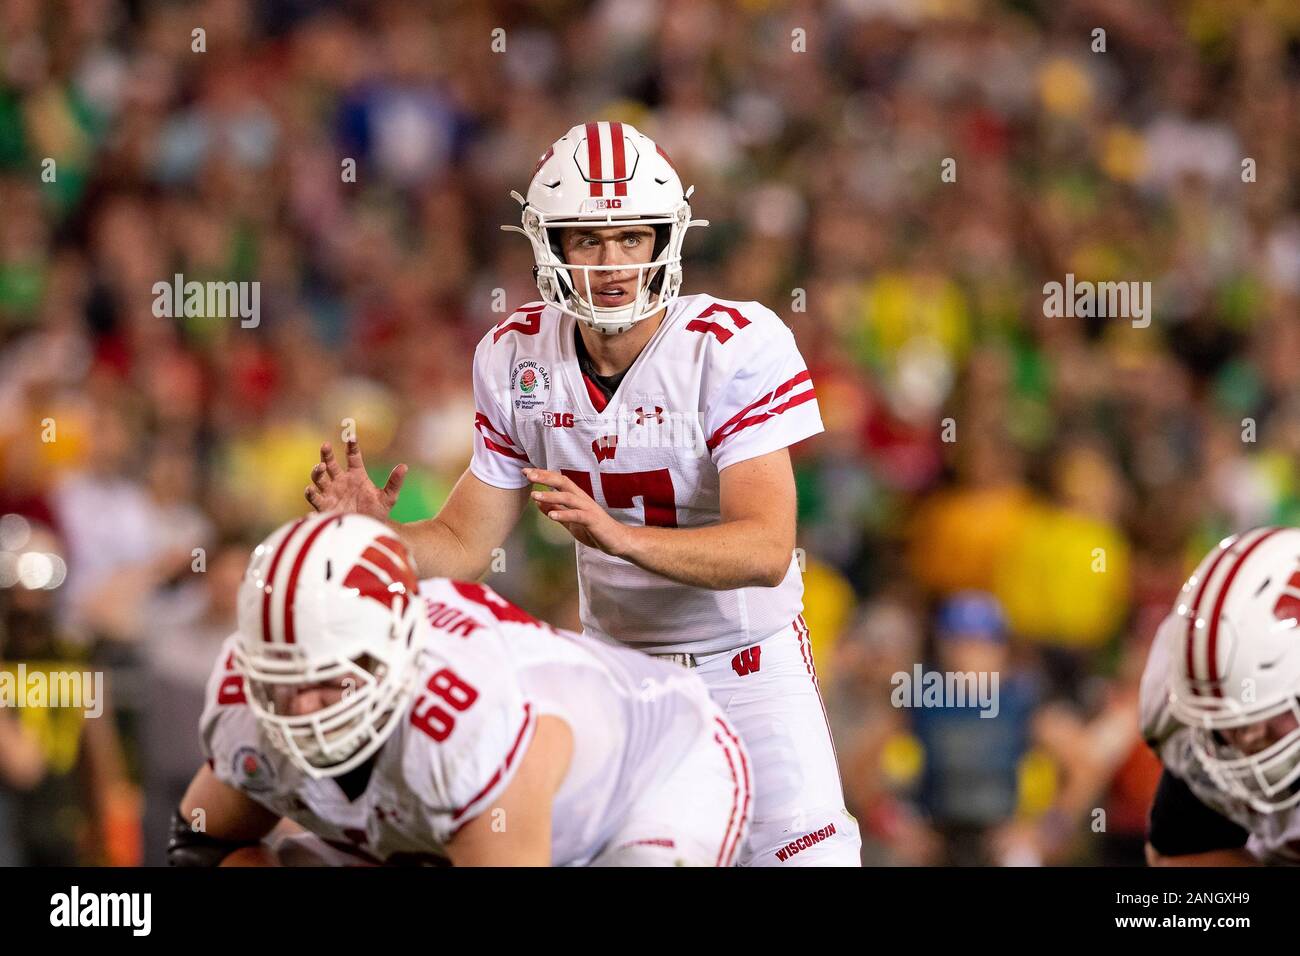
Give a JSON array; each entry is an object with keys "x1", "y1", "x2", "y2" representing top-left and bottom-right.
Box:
[
  {"x1": 731, "y1": 646, "x2": 761, "y2": 677},
  {"x1": 343, "y1": 536, "x2": 419, "y2": 614}
]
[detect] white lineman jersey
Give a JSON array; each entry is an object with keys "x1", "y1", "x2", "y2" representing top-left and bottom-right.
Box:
[
  {"x1": 470, "y1": 293, "x2": 824, "y2": 655},
  {"x1": 200, "y1": 578, "x2": 752, "y2": 866},
  {"x1": 1140, "y1": 615, "x2": 1300, "y2": 863}
]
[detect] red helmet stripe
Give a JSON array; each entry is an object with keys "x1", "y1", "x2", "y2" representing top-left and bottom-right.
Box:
[
  {"x1": 261, "y1": 516, "x2": 309, "y2": 643},
  {"x1": 610, "y1": 121, "x2": 627, "y2": 196},
  {"x1": 585, "y1": 122, "x2": 603, "y2": 197},
  {"x1": 1184, "y1": 539, "x2": 1233, "y2": 692},
  {"x1": 1203, "y1": 526, "x2": 1283, "y2": 697},
  {"x1": 655, "y1": 143, "x2": 678, "y2": 175},
  {"x1": 531, "y1": 145, "x2": 554, "y2": 179},
  {"x1": 281, "y1": 515, "x2": 338, "y2": 645}
]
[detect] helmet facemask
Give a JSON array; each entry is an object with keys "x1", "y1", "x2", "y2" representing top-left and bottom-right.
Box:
[
  {"x1": 1173, "y1": 691, "x2": 1300, "y2": 813},
  {"x1": 501, "y1": 184, "x2": 707, "y2": 340},
  {"x1": 506, "y1": 191, "x2": 700, "y2": 336},
  {"x1": 236, "y1": 605, "x2": 423, "y2": 780}
]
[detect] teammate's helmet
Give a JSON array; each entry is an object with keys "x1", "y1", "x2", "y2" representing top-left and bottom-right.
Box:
[
  {"x1": 234, "y1": 513, "x2": 427, "y2": 779},
  {"x1": 1166, "y1": 526, "x2": 1300, "y2": 812},
  {"x1": 502, "y1": 121, "x2": 708, "y2": 336}
]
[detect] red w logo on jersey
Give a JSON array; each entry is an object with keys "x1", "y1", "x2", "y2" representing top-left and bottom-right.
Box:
[
  {"x1": 731, "y1": 646, "x2": 761, "y2": 677},
  {"x1": 593, "y1": 435, "x2": 619, "y2": 462},
  {"x1": 1274, "y1": 571, "x2": 1300, "y2": 623},
  {"x1": 343, "y1": 536, "x2": 419, "y2": 614}
]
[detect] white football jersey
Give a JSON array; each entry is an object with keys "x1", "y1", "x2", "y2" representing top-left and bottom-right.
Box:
[
  {"x1": 470, "y1": 293, "x2": 823, "y2": 655},
  {"x1": 200, "y1": 578, "x2": 718, "y2": 866},
  {"x1": 1140, "y1": 619, "x2": 1300, "y2": 863}
]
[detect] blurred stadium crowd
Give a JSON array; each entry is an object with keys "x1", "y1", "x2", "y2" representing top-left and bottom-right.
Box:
[{"x1": 0, "y1": 0, "x2": 1297, "y2": 866}]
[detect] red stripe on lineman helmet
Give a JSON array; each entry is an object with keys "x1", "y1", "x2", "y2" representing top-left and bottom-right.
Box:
[
  {"x1": 1184, "y1": 536, "x2": 1238, "y2": 694},
  {"x1": 1201, "y1": 526, "x2": 1284, "y2": 697},
  {"x1": 280, "y1": 514, "x2": 342, "y2": 645},
  {"x1": 609, "y1": 121, "x2": 627, "y2": 196},
  {"x1": 260, "y1": 516, "x2": 310, "y2": 644},
  {"x1": 585, "y1": 122, "x2": 604, "y2": 197}
]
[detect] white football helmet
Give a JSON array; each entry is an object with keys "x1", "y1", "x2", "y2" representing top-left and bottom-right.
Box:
[
  {"x1": 234, "y1": 512, "x2": 427, "y2": 779},
  {"x1": 502, "y1": 121, "x2": 708, "y2": 335},
  {"x1": 1166, "y1": 526, "x2": 1300, "y2": 812}
]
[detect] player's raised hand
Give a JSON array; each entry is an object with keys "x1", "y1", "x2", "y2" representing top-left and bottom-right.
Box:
[
  {"x1": 524, "y1": 468, "x2": 632, "y2": 557},
  {"x1": 306, "y1": 439, "x2": 407, "y2": 520}
]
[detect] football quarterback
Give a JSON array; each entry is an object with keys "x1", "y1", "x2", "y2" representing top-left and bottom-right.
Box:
[
  {"x1": 306, "y1": 121, "x2": 860, "y2": 865},
  {"x1": 171, "y1": 512, "x2": 751, "y2": 867},
  {"x1": 1141, "y1": 526, "x2": 1300, "y2": 864}
]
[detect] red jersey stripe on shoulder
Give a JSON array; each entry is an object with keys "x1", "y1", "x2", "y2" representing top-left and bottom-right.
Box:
[
  {"x1": 474, "y1": 413, "x2": 530, "y2": 462},
  {"x1": 705, "y1": 370, "x2": 811, "y2": 450},
  {"x1": 706, "y1": 383, "x2": 817, "y2": 452},
  {"x1": 474, "y1": 412, "x2": 521, "y2": 449},
  {"x1": 481, "y1": 438, "x2": 529, "y2": 462}
]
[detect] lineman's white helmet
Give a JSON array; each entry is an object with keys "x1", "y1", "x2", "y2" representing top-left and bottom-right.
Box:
[
  {"x1": 1167, "y1": 526, "x2": 1300, "y2": 812},
  {"x1": 503, "y1": 121, "x2": 708, "y2": 336},
  {"x1": 234, "y1": 512, "x2": 427, "y2": 779}
]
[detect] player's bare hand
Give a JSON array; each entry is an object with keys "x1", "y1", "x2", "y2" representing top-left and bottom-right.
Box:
[
  {"x1": 305, "y1": 439, "x2": 407, "y2": 520},
  {"x1": 524, "y1": 467, "x2": 632, "y2": 557}
]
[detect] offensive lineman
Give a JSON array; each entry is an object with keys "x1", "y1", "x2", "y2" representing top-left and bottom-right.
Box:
[
  {"x1": 1141, "y1": 526, "x2": 1300, "y2": 865},
  {"x1": 170, "y1": 512, "x2": 751, "y2": 867},
  {"x1": 305, "y1": 122, "x2": 860, "y2": 865}
]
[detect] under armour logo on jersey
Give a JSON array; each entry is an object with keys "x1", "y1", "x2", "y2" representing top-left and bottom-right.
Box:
[
  {"x1": 343, "y1": 536, "x2": 419, "y2": 615},
  {"x1": 1274, "y1": 571, "x2": 1300, "y2": 623},
  {"x1": 634, "y1": 405, "x2": 665, "y2": 425},
  {"x1": 593, "y1": 434, "x2": 619, "y2": 462},
  {"x1": 731, "y1": 646, "x2": 761, "y2": 677}
]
